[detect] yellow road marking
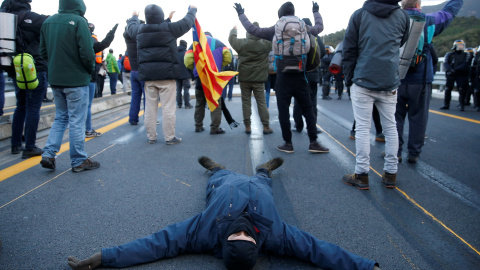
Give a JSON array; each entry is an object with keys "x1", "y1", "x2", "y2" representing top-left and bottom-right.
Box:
[
  {"x1": 3, "y1": 104, "x2": 55, "y2": 116},
  {"x1": 429, "y1": 110, "x2": 480, "y2": 124},
  {"x1": 318, "y1": 124, "x2": 480, "y2": 256}
]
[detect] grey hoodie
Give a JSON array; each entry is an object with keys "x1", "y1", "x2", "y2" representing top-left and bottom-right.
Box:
[{"x1": 343, "y1": 0, "x2": 409, "y2": 91}]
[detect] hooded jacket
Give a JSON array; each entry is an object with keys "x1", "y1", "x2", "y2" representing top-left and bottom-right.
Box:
[
  {"x1": 1, "y1": 0, "x2": 48, "y2": 72},
  {"x1": 402, "y1": 0, "x2": 463, "y2": 84},
  {"x1": 228, "y1": 24, "x2": 271, "y2": 83},
  {"x1": 40, "y1": 0, "x2": 94, "y2": 87},
  {"x1": 176, "y1": 41, "x2": 192, "y2": 80},
  {"x1": 132, "y1": 5, "x2": 196, "y2": 81},
  {"x1": 342, "y1": 0, "x2": 409, "y2": 91},
  {"x1": 101, "y1": 170, "x2": 376, "y2": 270}
]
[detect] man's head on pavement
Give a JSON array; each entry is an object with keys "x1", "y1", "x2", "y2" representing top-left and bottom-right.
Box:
[
  {"x1": 222, "y1": 212, "x2": 259, "y2": 270},
  {"x1": 278, "y1": 1, "x2": 294, "y2": 18},
  {"x1": 145, "y1": 4, "x2": 164, "y2": 24},
  {"x1": 401, "y1": 0, "x2": 421, "y2": 9}
]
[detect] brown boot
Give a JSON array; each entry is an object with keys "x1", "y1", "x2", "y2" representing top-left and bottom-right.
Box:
[
  {"x1": 342, "y1": 173, "x2": 369, "y2": 190},
  {"x1": 382, "y1": 172, "x2": 396, "y2": 188},
  {"x1": 245, "y1": 125, "x2": 251, "y2": 134},
  {"x1": 263, "y1": 125, "x2": 273, "y2": 134}
]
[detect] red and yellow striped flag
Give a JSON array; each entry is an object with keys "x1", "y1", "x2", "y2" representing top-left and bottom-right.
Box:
[{"x1": 192, "y1": 19, "x2": 238, "y2": 112}]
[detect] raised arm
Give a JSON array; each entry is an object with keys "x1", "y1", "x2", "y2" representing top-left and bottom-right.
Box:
[
  {"x1": 93, "y1": 24, "x2": 118, "y2": 53},
  {"x1": 427, "y1": 0, "x2": 463, "y2": 37},
  {"x1": 169, "y1": 6, "x2": 197, "y2": 38},
  {"x1": 308, "y1": 2, "x2": 324, "y2": 36},
  {"x1": 234, "y1": 3, "x2": 275, "y2": 41}
]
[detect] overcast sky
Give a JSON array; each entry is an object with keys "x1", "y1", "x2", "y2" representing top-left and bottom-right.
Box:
[{"x1": 31, "y1": 0, "x2": 446, "y2": 57}]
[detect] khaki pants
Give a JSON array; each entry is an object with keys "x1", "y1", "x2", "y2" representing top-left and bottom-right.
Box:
[
  {"x1": 194, "y1": 77, "x2": 222, "y2": 131},
  {"x1": 240, "y1": 82, "x2": 270, "y2": 126},
  {"x1": 144, "y1": 80, "x2": 177, "y2": 141}
]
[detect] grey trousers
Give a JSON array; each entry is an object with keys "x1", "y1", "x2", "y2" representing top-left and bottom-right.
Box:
[
  {"x1": 194, "y1": 77, "x2": 222, "y2": 131},
  {"x1": 240, "y1": 82, "x2": 270, "y2": 126}
]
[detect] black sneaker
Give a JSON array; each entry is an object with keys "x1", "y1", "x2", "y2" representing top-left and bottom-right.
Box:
[
  {"x1": 342, "y1": 173, "x2": 369, "y2": 190},
  {"x1": 22, "y1": 147, "x2": 44, "y2": 159},
  {"x1": 11, "y1": 145, "x2": 24, "y2": 155},
  {"x1": 308, "y1": 141, "x2": 329, "y2": 153},
  {"x1": 86, "y1": 130, "x2": 102, "y2": 138},
  {"x1": 185, "y1": 105, "x2": 193, "y2": 109},
  {"x1": 40, "y1": 156, "x2": 56, "y2": 170},
  {"x1": 439, "y1": 105, "x2": 449, "y2": 110},
  {"x1": 198, "y1": 156, "x2": 226, "y2": 171},
  {"x1": 277, "y1": 142, "x2": 294, "y2": 153},
  {"x1": 407, "y1": 155, "x2": 418, "y2": 164},
  {"x1": 72, "y1": 158, "x2": 100, "y2": 172},
  {"x1": 130, "y1": 121, "x2": 138, "y2": 125},
  {"x1": 195, "y1": 127, "x2": 205, "y2": 132},
  {"x1": 166, "y1": 137, "x2": 182, "y2": 145},
  {"x1": 210, "y1": 128, "x2": 226, "y2": 135},
  {"x1": 256, "y1": 157, "x2": 284, "y2": 176}
]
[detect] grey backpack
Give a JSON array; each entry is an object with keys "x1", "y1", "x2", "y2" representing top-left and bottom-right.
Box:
[{"x1": 272, "y1": 16, "x2": 311, "y2": 73}]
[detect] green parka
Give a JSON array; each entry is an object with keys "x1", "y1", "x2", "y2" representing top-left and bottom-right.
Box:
[
  {"x1": 40, "y1": 0, "x2": 94, "y2": 87},
  {"x1": 228, "y1": 27, "x2": 271, "y2": 83}
]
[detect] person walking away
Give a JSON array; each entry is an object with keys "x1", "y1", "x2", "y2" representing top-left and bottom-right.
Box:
[
  {"x1": 129, "y1": 5, "x2": 197, "y2": 144},
  {"x1": 229, "y1": 23, "x2": 272, "y2": 135},
  {"x1": 342, "y1": 0, "x2": 409, "y2": 189},
  {"x1": 39, "y1": 0, "x2": 100, "y2": 172},
  {"x1": 176, "y1": 40, "x2": 193, "y2": 109},
  {"x1": 235, "y1": 1, "x2": 329, "y2": 153},
  {"x1": 473, "y1": 46, "x2": 480, "y2": 112},
  {"x1": 86, "y1": 22, "x2": 118, "y2": 138},
  {"x1": 185, "y1": 31, "x2": 232, "y2": 135},
  {"x1": 440, "y1": 39, "x2": 471, "y2": 111},
  {"x1": 105, "y1": 48, "x2": 120, "y2": 95},
  {"x1": 117, "y1": 53, "x2": 123, "y2": 86},
  {"x1": 321, "y1": 46, "x2": 334, "y2": 100},
  {"x1": 397, "y1": 0, "x2": 463, "y2": 164},
  {"x1": 1, "y1": 0, "x2": 48, "y2": 158}
]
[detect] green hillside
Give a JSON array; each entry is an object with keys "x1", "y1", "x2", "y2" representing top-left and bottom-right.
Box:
[{"x1": 319, "y1": 16, "x2": 480, "y2": 57}]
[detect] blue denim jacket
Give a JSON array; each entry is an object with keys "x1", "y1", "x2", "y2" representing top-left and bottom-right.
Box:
[{"x1": 102, "y1": 170, "x2": 376, "y2": 270}]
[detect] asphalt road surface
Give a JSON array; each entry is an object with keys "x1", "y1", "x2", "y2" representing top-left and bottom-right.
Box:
[{"x1": 0, "y1": 90, "x2": 479, "y2": 270}]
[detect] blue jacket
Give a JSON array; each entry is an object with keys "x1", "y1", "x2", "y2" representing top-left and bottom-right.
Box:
[
  {"x1": 402, "y1": 0, "x2": 463, "y2": 84},
  {"x1": 101, "y1": 170, "x2": 376, "y2": 269}
]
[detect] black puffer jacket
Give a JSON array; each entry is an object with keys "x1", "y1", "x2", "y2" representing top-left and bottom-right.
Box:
[
  {"x1": 0, "y1": 0, "x2": 48, "y2": 72},
  {"x1": 176, "y1": 41, "x2": 192, "y2": 80},
  {"x1": 133, "y1": 5, "x2": 196, "y2": 81}
]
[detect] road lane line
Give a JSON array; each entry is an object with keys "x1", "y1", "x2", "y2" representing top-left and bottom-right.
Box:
[
  {"x1": 0, "y1": 144, "x2": 116, "y2": 210},
  {"x1": 429, "y1": 110, "x2": 480, "y2": 124},
  {"x1": 317, "y1": 124, "x2": 480, "y2": 257}
]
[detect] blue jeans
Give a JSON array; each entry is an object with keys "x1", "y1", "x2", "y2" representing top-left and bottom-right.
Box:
[
  {"x1": 108, "y1": 72, "x2": 118, "y2": 95},
  {"x1": 86, "y1": 82, "x2": 96, "y2": 132},
  {"x1": 0, "y1": 71, "x2": 5, "y2": 116},
  {"x1": 11, "y1": 71, "x2": 47, "y2": 150},
  {"x1": 221, "y1": 78, "x2": 234, "y2": 100},
  {"x1": 128, "y1": 71, "x2": 145, "y2": 124},
  {"x1": 42, "y1": 86, "x2": 89, "y2": 167}
]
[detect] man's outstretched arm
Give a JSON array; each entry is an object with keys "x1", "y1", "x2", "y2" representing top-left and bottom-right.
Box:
[{"x1": 234, "y1": 3, "x2": 275, "y2": 41}]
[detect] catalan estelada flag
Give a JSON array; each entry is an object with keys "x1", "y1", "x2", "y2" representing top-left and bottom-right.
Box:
[{"x1": 192, "y1": 19, "x2": 238, "y2": 112}]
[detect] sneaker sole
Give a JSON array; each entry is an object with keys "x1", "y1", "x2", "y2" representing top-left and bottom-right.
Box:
[
  {"x1": 277, "y1": 148, "x2": 294, "y2": 153},
  {"x1": 308, "y1": 149, "x2": 330, "y2": 153},
  {"x1": 166, "y1": 141, "x2": 182, "y2": 145},
  {"x1": 342, "y1": 180, "x2": 370, "y2": 190}
]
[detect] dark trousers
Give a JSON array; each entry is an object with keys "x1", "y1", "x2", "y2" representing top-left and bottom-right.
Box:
[
  {"x1": 11, "y1": 71, "x2": 47, "y2": 150},
  {"x1": 334, "y1": 74, "x2": 344, "y2": 97},
  {"x1": 194, "y1": 77, "x2": 222, "y2": 131},
  {"x1": 293, "y1": 80, "x2": 318, "y2": 131},
  {"x1": 128, "y1": 71, "x2": 145, "y2": 124},
  {"x1": 276, "y1": 72, "x2": 317, "y2": 143},
  {"x1": 0, "y1": 71, "x2": 4, "y2": 116},
  {"x1": 444, "y1": 74, "x2": 468, "y2": 107},
  {"x1": 96, "y1": 75, "x2": 105, "y2": 97},
  {"x1": 221, "y1": 79, "x2": 234, "y2": 100},
  {"x1": 108, "y1": 72, "x2": 118, "y2": 95},
  {"x1": 322, "y1": 71, "x2": 332, "y2": 97},
  {"x1": 395, "y1": 83, "x2": 432, "y2": 158},
  {"x1": 351, "y1": 104, "x2": 382, "y2": 134},
  {"x1": 176, "y1": 79, "x2": 192, "y2": 107}
]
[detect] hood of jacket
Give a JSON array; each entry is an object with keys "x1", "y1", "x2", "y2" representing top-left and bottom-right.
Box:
[
  {"x1": 363, "y1": 0, "x2": 401, "y2": 18},
  {"x1": 278, "y1": 1, "x2": 294, "y2": 18},
  {"x1": 0, "y1": 0, "x2": 31, "y2": 12},
  {"x1": 246, "y1": 22, "x2": 260, "y2": 41},
  {"x1": 59, "y1": 0, "x2": 86, "y2": 17},
  {"x1": 145, "y1": 4, "x2": 164, "y2": 24}
]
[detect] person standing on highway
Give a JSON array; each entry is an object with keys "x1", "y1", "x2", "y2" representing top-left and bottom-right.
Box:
[
  {"x1": 120, "y1": 52, "x2": 131, "y2": 94},
  {"x1": 1, "y1": 0, "x2": 48, "y2": 159},
  {"x1": 342, "y1": 0, "x2": 409, "y2": 190},
  {"x1": 0, "y1": 67, "x2": 4, "y2": 117},
  {"x1": 39, "y1": 0, "x2": 99, "y2": 172},
  {"x1": 67, "y1": 156, "x2": 381, "y2": 270},
  {"x1": 235, "y1": 1, "x2": 330, "y2": 154},
  {"x1": 105, "y1": 48, "x2": 120, "y2": 95},
  {"x1": 128, "y1": 5, "x2": 197, "y2": 145},
  {"x1": 473, "y1": 46, "x2": 480, "y2": 112},
  {"x1": 175, "y1": 40, "x2": 193, "y2": 109},
  {"x1": 321, "y1": 46, "x2": 334, "y2": 100},
  {"x1": 228, "y1": 23, "x2": 272, "y2": 135},
  {"x1": 397, "y1": 0, "x2": 463, "y2": 164},
  {"x1": 440, "y1": 39, "x2": 472, "y2": 111}
]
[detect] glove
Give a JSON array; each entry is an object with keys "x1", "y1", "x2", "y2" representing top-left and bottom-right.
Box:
[
  {"x1": 109, "y1": 23, "x2": 118, "y2": 34},
  {"x1": 312, "y1": 1, "x2": 319, "y2": 13},
  {"x1": 68, "y1": 252, "x2": 102, "y2": 270},
  {"x1": 233, "y1": 3, "x2": 244, "y2": 16}
]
